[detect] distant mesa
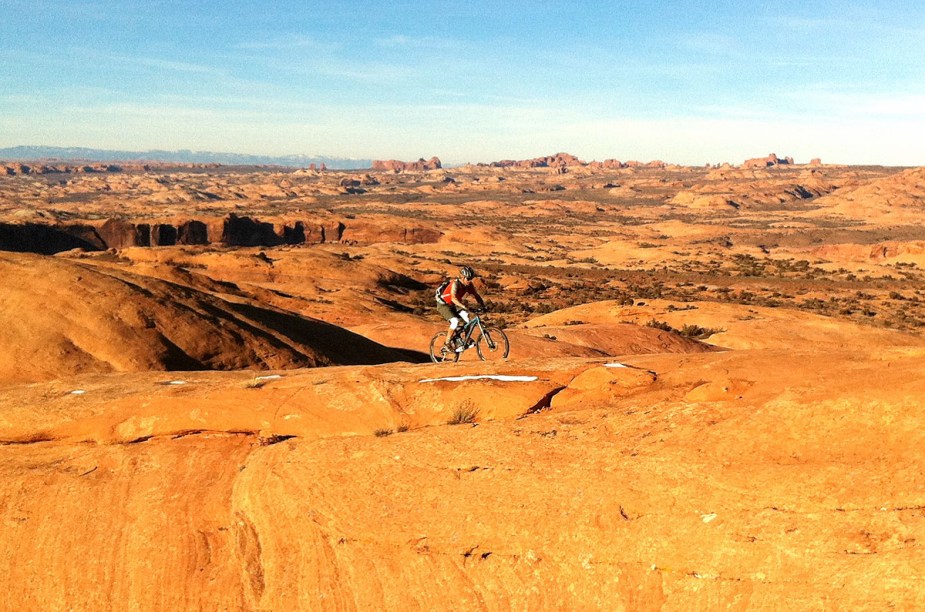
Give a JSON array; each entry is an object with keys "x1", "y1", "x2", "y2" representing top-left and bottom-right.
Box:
[
  {"x1": 371, "y1": 157, "x2": 442, "y2": 172},
  {"x1": 489, "y1": 152, "x2": 585, "y2": 169},
  {"x1": 1, "y1": 162, "x2": 129, "y2": 176},
  {"x1": 483, "y1": 152, "x2": 666, "y2": 171},
  {"x1": 742, "y1": 153, "x2": 795, "y2": 169}
]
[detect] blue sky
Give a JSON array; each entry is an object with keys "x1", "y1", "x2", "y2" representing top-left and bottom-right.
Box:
[{"x1": 1, "y1": 1, "x2": 923, "y2": 165}]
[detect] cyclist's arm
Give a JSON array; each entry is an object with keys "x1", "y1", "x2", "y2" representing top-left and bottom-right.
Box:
[
  {"x1": 471, "y1": 285, "x2": 486, "y2": 309},
  {"x1": 450, "y1": 280, "x2": 468, "y2": 309}
]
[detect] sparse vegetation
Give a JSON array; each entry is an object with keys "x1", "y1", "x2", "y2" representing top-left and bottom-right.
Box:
[
  {"x1": 243, "y1": 376, "x2": 267, "y2": 389},
  {"x1": 647, "y1": 319, "x2": 723, "y2": 339},
  {"x1": 448, "y1": 401, "x2": 480, "y2": 425}
]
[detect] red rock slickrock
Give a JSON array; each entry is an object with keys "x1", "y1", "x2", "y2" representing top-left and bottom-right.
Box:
[
  {"x1": 0, "y1": 160, "x2": 924, "y2": 609},
  {"x1": 2, "y1": 344, "x2": 925, "y2": 608},
  {"x1": 0, "y1": 251, "x2": 416, "y2": 383}
]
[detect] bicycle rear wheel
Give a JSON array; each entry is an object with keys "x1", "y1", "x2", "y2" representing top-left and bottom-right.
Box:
[
  {"x1": 476, "y1": 327, "x2": 510, "y2": 361},
  {"x1": 429, "y1": 331, "x2": 460, "y2": 363}
]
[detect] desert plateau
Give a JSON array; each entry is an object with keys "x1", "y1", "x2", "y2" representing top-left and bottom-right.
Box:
[{"x1": 2, "y1": 153, "x2": 925, "y2": 610}]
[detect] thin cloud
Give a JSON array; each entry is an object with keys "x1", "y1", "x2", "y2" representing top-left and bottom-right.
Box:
[
  {"x1": 69, "y1": 47, "x2": 220, "y2": 75},
  {"x1": 769, "y1": 16, "x2": 843, "y2": 30},
  {"x1": 781, "y1": 88, "x2": 925, "y2": 118},
  {"x1": 236, "y1": 35, "x2": 338, "y2": 52},
  {"x1": 675, "y1": 32, "x2": 739, "y2": 56},
  {"x1": 131, "y1": 57, "x2": 217, "y2": 74},
  {"x1": 295, "y1": 60, "x2": 416, "y2": 84},
  {"x1": 375, "y1": 35, "x2": 459, "y2": 49}
]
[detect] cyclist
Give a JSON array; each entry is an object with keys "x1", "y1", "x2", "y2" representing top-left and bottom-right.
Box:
[{"x1": 436, "y1": 265, "x2": 487, "y2": 350}]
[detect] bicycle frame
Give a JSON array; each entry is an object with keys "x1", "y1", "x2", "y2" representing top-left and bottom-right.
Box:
[{"x1": 453, "y1": 315, "x2": 484, "y2": 348}]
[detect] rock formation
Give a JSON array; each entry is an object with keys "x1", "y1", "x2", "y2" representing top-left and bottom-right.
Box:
[
  {"x1": 0, "y1": 162, "x2": 125, "y2": 175},
  {"x1": 489, "y1": 152, "x2": 585, "y2": 169},
  {"x1": 372, "y1": 157, "x2": 442, "y2": 172},
  {"x1": 0, "y1": 252, "x2": 417, "y2": 383},
  {"x1": 0, "y1": 212, "x2": 441, "y2": 254},
  {"x1": 742, "y1": 153, "x2": 794, "y2": 168}
]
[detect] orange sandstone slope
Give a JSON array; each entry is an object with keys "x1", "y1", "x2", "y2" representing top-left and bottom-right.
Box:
[
  {"x1": 0, "y1": 251, "x2": 419, "y2": 384},
  {"x1": 808, "y1": 165, "x2": 925, "y2": 222},
  {"x1": 1, "y1": 344, "x2": 925, "y2": 608},
  {"x1": 524, "y1": 298, "x2": 925, "y2": 352}
]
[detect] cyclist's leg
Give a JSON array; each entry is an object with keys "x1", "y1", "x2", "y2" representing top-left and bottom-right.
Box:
[{"x1": 437, "y1": 303, "x2": 460, "y2": 346}]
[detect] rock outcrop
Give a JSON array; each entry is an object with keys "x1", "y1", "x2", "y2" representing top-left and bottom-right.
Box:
[
  {"x1": 0, "y1": 252, "x2": 418, "y2": 384},
  {"x1": 0, "y1": 162, "x2": 125, "y2": 175},
  {"x1": 0, "y1": 222, "x2": 105, "y2": 254},
  {"x1": 742, "y1": 153, "x2": 794, "y2": 168},
  {"x1": 485, "y1": 153, "x2": 667, "y2": 170},
  {"x1": 372, "y1": 157, "x2": 442, "y2": 172},
  {"x1": 489, "y1": 152, "x2": 585, "y2": 169},
  {"x1": 0, "y1": 212, "x2": 441, "y2": 254}
]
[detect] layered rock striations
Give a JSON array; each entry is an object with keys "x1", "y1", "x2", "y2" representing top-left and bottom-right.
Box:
[{"x1": 0, "y1": 213, "x2": 439, "y2": 254}]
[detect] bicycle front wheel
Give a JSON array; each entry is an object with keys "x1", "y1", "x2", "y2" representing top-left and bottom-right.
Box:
[
  {"x1": 429, "y1": 331, "x2": 460, "y2": 363},
  {"x1": 476, "y1": 327, "x2": 510, "y2": 361}
]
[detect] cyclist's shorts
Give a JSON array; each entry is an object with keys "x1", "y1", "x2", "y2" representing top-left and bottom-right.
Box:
[{"x1": 436, "y1": 303, "x2": 459, "y2": 321}]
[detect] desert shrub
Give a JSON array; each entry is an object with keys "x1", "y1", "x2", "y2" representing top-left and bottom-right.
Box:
[
  {"x1": 243, "y1": 377, "x2": 267, "y2": 389},
  {"x1": 646, "y1": 319, "x2": 722, "y2": 339},
  {"x1": 449, "y1": 401, "x2": 480, "y2": 425},
  {"x1": 802, "y1": 298, "x2": 826, "y2": 310},
  {"x1": 735, "y1": 291, "x2": 756, "y2": 304},
  {"x1": 374, "y1": 428, "x2": 393, "y2": 437},
  {"x1": 678, "y1": 324, "x2": 724, "y2": 339},
  {"x1": 646, "y1": 319, "x2": 674, "y2": 332}
]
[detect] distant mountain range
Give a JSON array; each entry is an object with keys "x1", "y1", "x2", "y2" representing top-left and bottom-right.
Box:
[{"x1": 0, "y1": 146, "x2": 372, "y2": 169}]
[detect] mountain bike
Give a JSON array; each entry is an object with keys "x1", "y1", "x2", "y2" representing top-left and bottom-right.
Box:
[{"x1": 429, "y1": 311, "x2": 510, "y2": 363}]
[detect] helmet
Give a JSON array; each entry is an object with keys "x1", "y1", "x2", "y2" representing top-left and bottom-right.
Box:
[{"x1": 459, "y1": 265, "x2": 476, "y2": 280}]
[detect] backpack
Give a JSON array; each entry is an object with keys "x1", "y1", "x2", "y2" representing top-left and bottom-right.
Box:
[{"x1": 435, "y1": 279, "x2": 452, "y2": 304}]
